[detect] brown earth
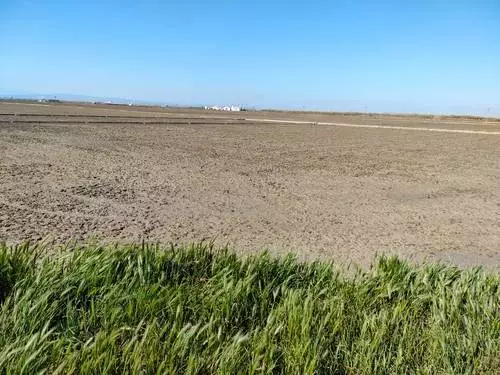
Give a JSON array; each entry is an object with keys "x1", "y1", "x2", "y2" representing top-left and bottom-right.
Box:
[{"x1": 1, "y1": 101, "x2": 499, "y2": 268}]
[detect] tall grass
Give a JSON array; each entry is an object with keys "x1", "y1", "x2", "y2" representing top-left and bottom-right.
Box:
[{"x1": 0, "y1": 242, "x2": 498, "y2": 374}]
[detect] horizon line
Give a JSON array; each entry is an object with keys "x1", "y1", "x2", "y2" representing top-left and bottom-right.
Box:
[{"x1": 1, "y1": 93, "x2": 499, "y2": 120}]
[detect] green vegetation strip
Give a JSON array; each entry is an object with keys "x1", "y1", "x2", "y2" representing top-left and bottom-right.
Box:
[{"x1": 0, "y1": 242, "x2": 498, "y2": 374}]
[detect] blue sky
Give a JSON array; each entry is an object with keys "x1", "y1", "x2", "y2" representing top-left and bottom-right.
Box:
[{"x1": 1, "y1": 1, "x2": 499, "y2": 114}]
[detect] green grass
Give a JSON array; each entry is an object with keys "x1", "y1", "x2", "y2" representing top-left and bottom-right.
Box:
[{"x1": 0, "y1": 242, "x2": 498, "y2": 374}]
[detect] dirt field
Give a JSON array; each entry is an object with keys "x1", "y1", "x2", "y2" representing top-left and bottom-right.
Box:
[{"x1": 1, "y1": 101, "x2": 499, "y2": 267}]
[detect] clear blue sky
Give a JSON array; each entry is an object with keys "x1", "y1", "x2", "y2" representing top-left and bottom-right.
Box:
[{"x1": 1, "y1": 1, "x2": 499, "y2": 114}]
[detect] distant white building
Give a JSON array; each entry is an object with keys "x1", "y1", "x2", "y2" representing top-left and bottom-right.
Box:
[{"x1": 205, "y1": 105, "x2": 241, "y2": 112}]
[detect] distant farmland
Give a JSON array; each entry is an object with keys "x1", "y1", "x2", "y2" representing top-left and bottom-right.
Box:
[{"x1": 1, "y1": 101, "x2": 499, "y2": 267}]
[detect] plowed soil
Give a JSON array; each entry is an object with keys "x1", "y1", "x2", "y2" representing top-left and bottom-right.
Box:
[{"x1": 1, "y1": 101, "x2": 499, "y2": 267}]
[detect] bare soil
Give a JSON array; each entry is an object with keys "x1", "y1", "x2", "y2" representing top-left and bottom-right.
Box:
[{"x1": 1, "y1": 102, "x2": 499, "y2": 267}]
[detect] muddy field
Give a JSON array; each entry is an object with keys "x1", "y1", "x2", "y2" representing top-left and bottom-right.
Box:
[{"x1": 1, "y1": 101, "x2": 499, "y2": 267}]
